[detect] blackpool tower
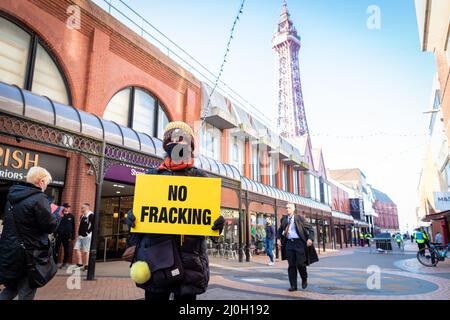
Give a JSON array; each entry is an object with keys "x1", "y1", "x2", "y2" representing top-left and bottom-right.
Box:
[{"x1": 272, "y1": 0, "x2": 309, "y2": 138}]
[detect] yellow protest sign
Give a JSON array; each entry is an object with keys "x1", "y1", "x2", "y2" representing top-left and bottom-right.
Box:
[{"x1": 131, "y1": 174, "x2": 221, "y2": 236}]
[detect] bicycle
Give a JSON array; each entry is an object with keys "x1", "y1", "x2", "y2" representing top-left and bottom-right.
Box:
[{"x1": 416, "y1": 243, "x2": 450, "y2": 267}]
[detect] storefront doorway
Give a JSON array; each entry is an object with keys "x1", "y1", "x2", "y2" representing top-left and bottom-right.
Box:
[
  {"x1": 97, "y1": 180, "x2": 134, "y2": 261},
  {"x1": 250, "y1": 212, "x2": 273, "y2": 255}
]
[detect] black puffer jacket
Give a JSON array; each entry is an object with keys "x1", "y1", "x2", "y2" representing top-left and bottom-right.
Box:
[
  {"x1": 0, "y1": 182, "x2": 59, "y2": 284},
  {"x1": 131, "y1": 166, "x2": 210, "y2": 296}
]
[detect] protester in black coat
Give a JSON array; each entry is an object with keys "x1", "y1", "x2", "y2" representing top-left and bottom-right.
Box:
[
  {"x1": 0, "y1": 167, "x2": 59, "y2": 300},
  {"x1": 126, "y1": 121, "x2": 224, "y2": 301}
]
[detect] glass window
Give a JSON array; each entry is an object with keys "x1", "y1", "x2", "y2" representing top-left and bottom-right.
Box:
[
  {"x1": 304, "y1": 173, "x2": 311, "y2": 198},
  {"x1": 0, "y1": 17, "x2": 30, "y2": 88},
  {"x1": 103, "y1": 88, "x2": 131, "y2": 127},
  {"x1": 133, "y1": 88, "x2": 155, "y2": 136},
  {"x1": 282, "y1": 164, "x2": 288, "y2": 191},
  {"x1": 157, "y1": 104, "x2": 169, "y2": 140},
  {"x1": 230, "y1": 135, "x2": 244, "y2": 174},
  {"x1": 293, "y1": 170, "x2": 299, "y2": 194},
  {"x1": 103, "y1": 87, "x2": 169, "y2": 139},
  {"x1": 32, "y1": 43, "x2": 69, "y2": 104},
  {"x1": 309, "y1": 174, "x2": 315, "y2": 200},
  {"x1": 201, "y1": 123, "x2": 221, "y2": 161},
  {"x1": 315, "y1": 176, "x2": 320, "y2": 201},
  {"x1": 251, "y1": 144, "x2": 260, "y2": 182},
  {"x1": 429, "y1": 90, "x2": 441, "y2": 136},
  {"x1": 268, "y1": 155, "x2": 277, "y2": 187},
  {"x1": 0, "y1": 17, "x2": 69, "y2": 104}
]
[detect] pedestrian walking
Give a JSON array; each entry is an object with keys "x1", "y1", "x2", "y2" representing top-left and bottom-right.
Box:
[
  {"x1": 125, "y1": 121, "x2": 225, "y2": 301},
  {"x1": 264, "y1": 219, "x2": 275, "y2": 266},
  {"x1": 434, "y1": 232, "x2": 443, "y2": 244},
  {"x1": 0, "y1": 166, "x2": 60, "y2": 300},
  {"x1": 394, "y1": 233, "x2": 403, "y2": 249},
  {"x1": 73, "y1": 203, "x2": 94, "y2": 271},
  {"x1": 277, "y1": 202, "x2": 318, "y2": 291},
  {"x1": 54, "y1": 203, "x2": 75, "y2": 268}
]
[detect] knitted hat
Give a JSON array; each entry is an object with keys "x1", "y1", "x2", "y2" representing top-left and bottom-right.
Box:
[
  {"x1": 162, "y1": 121, "x2": 195, "y2": 152},
  {"x1": 163, "y1": 121, "x2": 194, "y2": 137}
]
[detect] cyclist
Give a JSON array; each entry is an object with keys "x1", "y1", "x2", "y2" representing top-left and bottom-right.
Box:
[{"x1": 414, "y1": 228, "x2": 435, "y2": 264}]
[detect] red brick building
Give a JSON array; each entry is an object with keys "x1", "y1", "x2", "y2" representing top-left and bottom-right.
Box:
[
  {"x1": 0, "y1": 0, "x2": 202, "y2": 263},
  {"x1": 372, "y1": 188, "x2": 399, "y2": 233}
]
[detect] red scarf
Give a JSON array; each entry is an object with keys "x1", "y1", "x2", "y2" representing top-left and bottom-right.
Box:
[{"x1": 158, "y1": 157, "x2": 194, "y2": 171}]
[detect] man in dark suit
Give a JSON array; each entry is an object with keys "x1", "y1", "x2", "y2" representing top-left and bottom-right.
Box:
[{"x1": 277, "y1": 202, "x2": 318, "y2": 291}]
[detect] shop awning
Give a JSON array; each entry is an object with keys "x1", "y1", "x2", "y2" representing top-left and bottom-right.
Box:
[
  {"x1": 353, "y1": 220, "x2": 369, "y2": 227},
  {"x1": 195, "y1": 155, "x2": 241, "y2": 181},
  {"x1": 0, "y1": 81, "x2": 164, "y2": 158},
  {"x1": 332, "y1": 211, "x2": 354, "y2": 222},
  {"x1": 241, "y1": 176, "x2": 331, "y2": 212},
  {"x1": 420, "y1": 210, "x2": 450, "y2": 222},
  {"x1": 201, "y1": 82, "x2": 238, "y2": 129}
]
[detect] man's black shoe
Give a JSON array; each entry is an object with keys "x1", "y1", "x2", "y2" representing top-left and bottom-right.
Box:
[
  {"x1": 288, "y1": 287, "x2": 297, "y2": 292},
  {"x1": 302, "y1": 280, "x2": 308, "y2": 289}
]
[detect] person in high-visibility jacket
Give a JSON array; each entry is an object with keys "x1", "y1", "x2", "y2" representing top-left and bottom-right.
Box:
[
  {"x1": 394, "y1": 233, "x2": 403, "y2": 249},
  {"x1": 364, "y1": 232, "x2": 373, "y2": 247},
  {"x1": 413, "y1": 228, "x2": 435, "y2": 263},
  {"x1": 359, "y1": 232, "x2": 365, "y2": 247}
]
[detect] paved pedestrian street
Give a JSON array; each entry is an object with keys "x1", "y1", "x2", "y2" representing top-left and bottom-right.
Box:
[{"x1": 15, "y1": 244, "x2": 448, "y2": 300}]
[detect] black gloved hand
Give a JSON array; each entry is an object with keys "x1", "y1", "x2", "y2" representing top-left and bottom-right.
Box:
[
  {"x1": 211, "y1": 216, "x2": 225, "y2": 234},
  {"x1": 125, "y1": 210, "x2": 136, "y2": 229}
]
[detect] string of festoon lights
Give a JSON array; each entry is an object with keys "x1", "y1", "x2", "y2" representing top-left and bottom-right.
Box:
[{"x1": 203, "y1": 0, "x2": 246, "y2": 119}]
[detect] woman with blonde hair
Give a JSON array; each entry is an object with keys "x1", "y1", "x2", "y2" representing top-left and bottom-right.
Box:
[{"x1": 0, "y1": 166, "x2": 60, "y2": 300}]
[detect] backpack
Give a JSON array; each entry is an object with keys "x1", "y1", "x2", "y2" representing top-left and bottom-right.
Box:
[{"x1": 414, "y1": 232, "x2": 423, "y2": 241}]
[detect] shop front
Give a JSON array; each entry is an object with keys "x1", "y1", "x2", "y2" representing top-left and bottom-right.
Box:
[
  {"x1": 97, "y1": 164, "x2": 147, "y2": 260},
  {"x1": 206, "y1": 208, "x2": 241, "y2": 259},
  {"x1": 250, "y1": 211, "x2": 273, "y2": 255},
  {"x1": 422, "y1": 210, "x2": 450, "y2": 244},
  {"x1": 332, "y1": 211, "x2": 354, "y2": 249}
]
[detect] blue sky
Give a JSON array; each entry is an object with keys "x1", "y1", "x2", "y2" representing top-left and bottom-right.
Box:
[{"x1": 97, "y1": 0, "x2": 436, "y2": 232}]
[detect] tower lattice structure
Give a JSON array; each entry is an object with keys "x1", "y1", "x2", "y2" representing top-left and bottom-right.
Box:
[{"x1": 272, "y1": 1, "x2": 309, "y2": 138}]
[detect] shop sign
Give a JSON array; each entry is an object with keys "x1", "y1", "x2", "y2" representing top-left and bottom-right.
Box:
[
  {"x1": 349, "y1": 198, "x2": 364, "y2": 220},
  {"x1": 105, "y1": 164, "x2": 146, "y2": 184},
  {"x1": 221, "y1": 209, "x2": 239, "y2": 219},
  {"x1": 0, "y1": 144, "x2": 67, "y2": 186},
  {"x1": 132, "y1": 174, "x2": 221, "y2": 236},
  {"x1": 433, "y1": 192, "x2": 450, "y2": 211}
]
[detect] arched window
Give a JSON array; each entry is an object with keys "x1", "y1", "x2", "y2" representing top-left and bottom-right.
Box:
[
  {"x1": 104, "y1": 87, "x2": 169, "y2": 139},
  {"x1": 0, "y1": 15, "x2": 70, "y2": 104}
]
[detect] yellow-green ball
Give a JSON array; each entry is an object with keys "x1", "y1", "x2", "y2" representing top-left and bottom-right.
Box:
[{"x1": 130, "y1": 261, "x2": 151, "y2": 284}]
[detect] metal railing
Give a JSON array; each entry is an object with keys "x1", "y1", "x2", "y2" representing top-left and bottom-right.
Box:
[{"x1": 91, "y1": 0, "x2": 274, "y2": 128}]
